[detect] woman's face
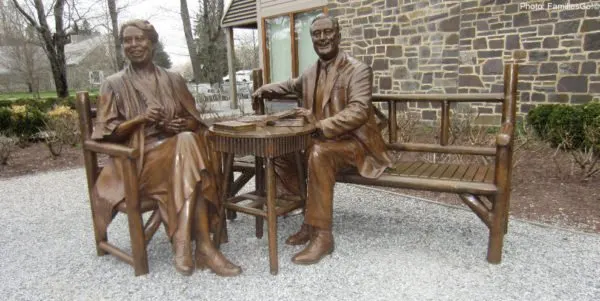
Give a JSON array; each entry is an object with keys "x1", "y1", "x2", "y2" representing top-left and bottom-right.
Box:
[{"x1": 122, "y1": 26, "x2": 153, "y2": 65}]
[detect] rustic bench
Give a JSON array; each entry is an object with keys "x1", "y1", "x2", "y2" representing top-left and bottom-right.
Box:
[{"x1": 239, "y1": 63, "x2": 519, "y2": 264}]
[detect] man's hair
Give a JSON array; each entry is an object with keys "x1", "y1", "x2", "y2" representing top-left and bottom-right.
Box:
[
  {"x1": 310, "y1": 13, "x2": 340, "y2": 34},
  {"x1": 119, "y1": 19, "x2": 159, "y2": 44}
]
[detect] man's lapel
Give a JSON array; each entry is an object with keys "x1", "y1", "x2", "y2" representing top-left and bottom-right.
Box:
[
  {"x1": 305, "y1": 63, "x2": 317, "y2": 111},
  {"x1": 321, "y1": 53, "x2": 346, "y2": 112}
]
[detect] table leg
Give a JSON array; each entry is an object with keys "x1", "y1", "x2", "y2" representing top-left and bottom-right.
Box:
[
  {"x1": 255, "y1": 157, "x2": 264, "y2": 239},
  {"x1": 266, "y1": 158, "x2": 278, "y2": 275},
  {"x1": 214, "y1": 152, "x2": 234, "y2": 249},
  {"x1": 294, "y1": 151, "x2": 307, "y2": 204}
]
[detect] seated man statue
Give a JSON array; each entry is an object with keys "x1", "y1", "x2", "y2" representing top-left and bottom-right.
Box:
[
  {"x1": 91, "y1": 19, "x2": 241, "y2": 276},
  {"x1": 252, "y1": 14, "x2": 392, "y2": 265}
]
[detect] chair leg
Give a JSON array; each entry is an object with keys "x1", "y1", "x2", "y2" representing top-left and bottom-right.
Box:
[
  {"x1": 122, "y1": 158, "x2": 150, "y2": 276},
  {"x1": 144, "y1": 210, "x2": 162, "y2": 246}
]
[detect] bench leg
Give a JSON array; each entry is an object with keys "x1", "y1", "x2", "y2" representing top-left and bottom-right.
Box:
[{"x1": 487, "y1": 193, "x2": 508, "y2": 264}]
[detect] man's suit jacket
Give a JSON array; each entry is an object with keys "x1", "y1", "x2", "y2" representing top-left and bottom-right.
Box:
[{"x1": 260, "y1": 51, "x2": 392, "y2": 178}]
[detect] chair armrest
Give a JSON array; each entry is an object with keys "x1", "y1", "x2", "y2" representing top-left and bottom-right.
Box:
[
  {"x1": 495, "y1": 122, "x2": 514, "y2": 147},
  {"x1": 83, "y1": 140, "x2": 140, "y2": 158}
]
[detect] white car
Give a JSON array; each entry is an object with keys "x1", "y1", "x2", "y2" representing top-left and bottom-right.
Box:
[{"x1": 223, "y1": 70, "x2": 253, "y2": 83}]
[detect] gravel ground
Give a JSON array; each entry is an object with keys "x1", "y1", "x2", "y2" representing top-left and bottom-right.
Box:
[{"x1": 1, "y1": 168, "x2": 599, "y2": 301}]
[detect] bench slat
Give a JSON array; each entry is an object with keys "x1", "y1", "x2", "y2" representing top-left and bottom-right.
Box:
[
  {"x1": 404, "y1": 162, "x2": 424, "y2": 175},
  {"x1": 473, "y1": 166, "x2": 489, "y2": 182},
  {"x1": 392, "y1": 162, "x2": 414, "y2": 174},
  {"x1": 484, "y1": 166, "x2": 495, "y2": 183},
  {"x1": 412, "y1": 162, "x2": 432, "y2": 177},
  {"x1": 338, "y1": 173, "x2": 498, "y2": 195},
  {"x1": 440, "y1": 164, "x2": 459, "y2": 179},
  {"x1": 430, "y1": 164, "x2": 450, "y2": 179},
  {"x1": 462, "y1": 165, "x2": 480, "y2": 182},
  {"x1": 420, "y1": 163, "x2": 439, "y2": 178},
  {"x1": 452, "y1": 165, "x2": 469, "y2": 180}
]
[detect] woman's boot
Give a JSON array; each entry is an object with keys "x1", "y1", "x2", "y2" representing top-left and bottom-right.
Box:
[
  {"x1": 172, "y1": 198, "x2": 195, "y2": 276},
  {"x1": 195, "y1": 197, "x2": 242, "y2": 277}
]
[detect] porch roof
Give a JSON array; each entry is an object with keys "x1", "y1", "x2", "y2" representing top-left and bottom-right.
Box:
[{"x1": 221, "y1": 0, "x2": 257, "y2": 29}]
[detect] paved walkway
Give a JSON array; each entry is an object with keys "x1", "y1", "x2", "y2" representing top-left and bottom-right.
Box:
[{"x1": 1, "y1": 168, "x2": 599, "y2": 300}]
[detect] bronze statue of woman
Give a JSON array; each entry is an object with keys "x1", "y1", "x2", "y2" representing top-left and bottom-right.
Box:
[{"x1": 91, "y1": 19, "x2": 241, "y2": 277}]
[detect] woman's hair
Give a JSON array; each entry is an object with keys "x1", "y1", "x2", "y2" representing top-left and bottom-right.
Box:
[{"x1": 119, "y1": 19, "x2": 159, "y2": 44}]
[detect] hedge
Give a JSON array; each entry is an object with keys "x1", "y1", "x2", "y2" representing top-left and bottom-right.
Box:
[
  {"x1": 0, "y1": 94, "x2": 98, "y2": 139},
  {"x1": 0, "y1": 94, "x2": 99, "y2": 111},
  {"x1": 527, "y1": 101, "x2": 600, "y2": 150}
]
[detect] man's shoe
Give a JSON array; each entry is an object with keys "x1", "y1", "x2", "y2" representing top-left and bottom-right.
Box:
[
  {"x1": 285, "y1": 223, "x2": 311, "y2": 245},
  {"x1": 291, "y1": 229, "x2": 334, "y2": 265}
]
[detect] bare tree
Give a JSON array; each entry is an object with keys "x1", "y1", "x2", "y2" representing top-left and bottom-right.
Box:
[
  {"x1": 234, "y1": 29, "x2": 259, "y2": 70},
  {"x1": 196, "y1": 0, "x2": 227, "y2": 85},
  {"x1": 11, "y1": 0, "x2": 103, "y2": 97},
  {"x1": 11, "y1": 0, "x2": 72, "y2": 97},
  {"x1": 180, "y1": 0, "x2": 202, "y2": 83},
  {"x1": 0, "y1": 1, "x2": 50, "y2": 94}
]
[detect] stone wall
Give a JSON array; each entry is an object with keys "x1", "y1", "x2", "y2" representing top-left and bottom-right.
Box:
[{"x1": 328, "y1": 0, "x2": 600, "y2": 123}]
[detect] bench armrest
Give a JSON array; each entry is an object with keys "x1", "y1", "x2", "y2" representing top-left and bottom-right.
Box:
[
  {"x1": 495, "y1": 122, "x2": 513, "y2": 147},
  {"x1": 83, "y1": 140, "x2": 140, "y2": 158}
]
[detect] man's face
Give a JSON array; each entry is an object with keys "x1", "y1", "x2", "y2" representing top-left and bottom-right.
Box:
[
  {"x1": 310, "y1": 18, "x2": 340, "y2": 61},
  {"x1": 122, "y1": 26, "x2": 154, "y2": 65}
]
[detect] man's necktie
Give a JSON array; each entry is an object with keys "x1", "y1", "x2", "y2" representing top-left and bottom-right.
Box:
[{"x1": 314, "y1": 66, "x2": 328, "y2": 120}]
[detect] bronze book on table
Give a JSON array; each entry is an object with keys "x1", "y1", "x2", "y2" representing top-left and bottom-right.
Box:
[
  {"x1": 212, "y1": 120, "x2": 256, "y2": 132},
  {"x1": 236, "y1": 110, "x2": 306, "y2": 127}
]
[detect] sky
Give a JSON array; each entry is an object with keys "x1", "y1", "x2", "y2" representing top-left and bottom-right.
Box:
[{"x1": 121, "y1": 0, "x2": 235, "y2": 69}]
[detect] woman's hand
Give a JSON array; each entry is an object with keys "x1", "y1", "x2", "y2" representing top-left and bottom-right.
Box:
[
  {"x1": 163, "y1": 118, "x2": 188, "y2": 134},
  {"x1": 144, "y1": 107, "x2": 164, "y2": 123}
]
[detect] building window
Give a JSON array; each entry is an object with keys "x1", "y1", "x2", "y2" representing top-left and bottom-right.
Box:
[
  {"x1": 89, "y1": 70, "x2": 104, "y2": 85},
  {"x1": 263, "y1": 7, "x2": 326, "y2": 83}
]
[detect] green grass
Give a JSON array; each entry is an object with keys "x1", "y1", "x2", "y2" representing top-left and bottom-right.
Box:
[{"x1": 0, "y1": 89, "x2": 99, "y2": 100}]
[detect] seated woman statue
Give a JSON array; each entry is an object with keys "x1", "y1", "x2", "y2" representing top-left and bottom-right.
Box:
[{"x1": 90, "y1": 19, "x2": 241, "y2": 277}]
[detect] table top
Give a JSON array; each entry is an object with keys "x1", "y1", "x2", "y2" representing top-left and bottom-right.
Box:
[{"x1": 209, "y1": 123, "x2": 316, "y2": 139}]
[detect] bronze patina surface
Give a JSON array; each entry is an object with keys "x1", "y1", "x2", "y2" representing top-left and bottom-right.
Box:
[
  {"x1": 90, "y1": 19, "x2": 240, "y2": 277},
  {"x1": 253, "y1": 14, "x2": 392, "y2": 265}
]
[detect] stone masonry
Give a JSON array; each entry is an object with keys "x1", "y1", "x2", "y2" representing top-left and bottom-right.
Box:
[{"x1": 328, "y1": 0, "x2": 600, "y2": 123}]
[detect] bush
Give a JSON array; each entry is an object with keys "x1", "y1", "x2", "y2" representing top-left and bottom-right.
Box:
[
  {"x1": 527, "y1": 101, "x2": 600, "y2": 150},
  {"x1": 0, "y1": 94, "x2": 98, "y2": 111},
  {"x1": 526, "y1": 104, "x2": 555, "y2": 140},
  {"x1": 8, "y1": 105, "x2": 47, "y2": 140},
  {"x1": 44, "y1": 105, "x2": 80, "y2": 157}
]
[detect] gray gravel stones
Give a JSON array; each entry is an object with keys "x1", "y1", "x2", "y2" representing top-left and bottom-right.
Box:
[{"x1": 1, "y1": 168, "x2": 599, "y2": 300}]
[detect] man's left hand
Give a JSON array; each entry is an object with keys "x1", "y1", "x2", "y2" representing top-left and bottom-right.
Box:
[{"x1": 294, "y1": 107, "x2": 318, "y2": 125}]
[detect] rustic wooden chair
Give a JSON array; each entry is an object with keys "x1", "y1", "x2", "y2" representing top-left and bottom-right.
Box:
[{"x1": 75, "y1": 91, "x2": 161, "y2": 276}]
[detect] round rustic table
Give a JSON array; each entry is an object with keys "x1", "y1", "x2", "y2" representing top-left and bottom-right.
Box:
[{"x1": 209, "y1": 123, "x2": 316, "y2": 275}]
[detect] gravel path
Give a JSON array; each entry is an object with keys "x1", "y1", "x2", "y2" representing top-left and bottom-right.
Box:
[{"x1": 1, "y1": 168, "x2": 599, "y2": 301}]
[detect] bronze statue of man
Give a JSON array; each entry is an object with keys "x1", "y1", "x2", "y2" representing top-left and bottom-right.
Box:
[
  {"x1": 252, "y1": 14, "x2": 392, "y2": 265},
  {"x1": 92, "y1": 19, "x2": 241, "y2": 276}
]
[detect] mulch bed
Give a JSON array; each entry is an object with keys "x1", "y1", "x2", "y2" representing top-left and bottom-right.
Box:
[{"x1": 1, "y1": 141, "x2": 598, "y2": 233}]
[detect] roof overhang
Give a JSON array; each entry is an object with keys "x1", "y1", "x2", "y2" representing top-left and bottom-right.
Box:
[{"x1": 221, "y1": 0, "x2": 257, "y2": 29}]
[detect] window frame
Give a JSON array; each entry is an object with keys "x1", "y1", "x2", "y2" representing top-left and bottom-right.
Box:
[{"x1": 261, "y1": 6, "x2": 328, "y2": 84}]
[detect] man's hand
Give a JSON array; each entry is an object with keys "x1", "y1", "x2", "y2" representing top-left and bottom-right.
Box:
[
  {"x1": 143, "y1": 107, "x2": 164, "y2": 123},
  {"x1": 252, "y1": 87, "x2": 266, "y2": 110},
  {"x1": 294, "y1": 107, "x2": 318, "y2": 125}
]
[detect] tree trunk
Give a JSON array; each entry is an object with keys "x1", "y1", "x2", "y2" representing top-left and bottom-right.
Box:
[
  {"x1": 12, "y1": 0, "x2": 70, "y2": 98},
  {"x1": 107, "y1": 0, "x2": 124, "y2": 71},
  {"x1": 180, "y1": 0, "x2": 202, "y2": 83}
]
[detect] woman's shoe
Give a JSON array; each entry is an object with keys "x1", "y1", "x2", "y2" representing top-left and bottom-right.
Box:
[
  {"x1": 195, "y1": 243, "x2": 242, "y2": 277},
  {"x1": 173, "y1": 240, "x2": 194, "y2": 276}
]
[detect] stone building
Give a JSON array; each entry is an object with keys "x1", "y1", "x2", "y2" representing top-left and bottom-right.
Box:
[{"x1": 222, "y1": 0, "x2": 600, "y2": 122}]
